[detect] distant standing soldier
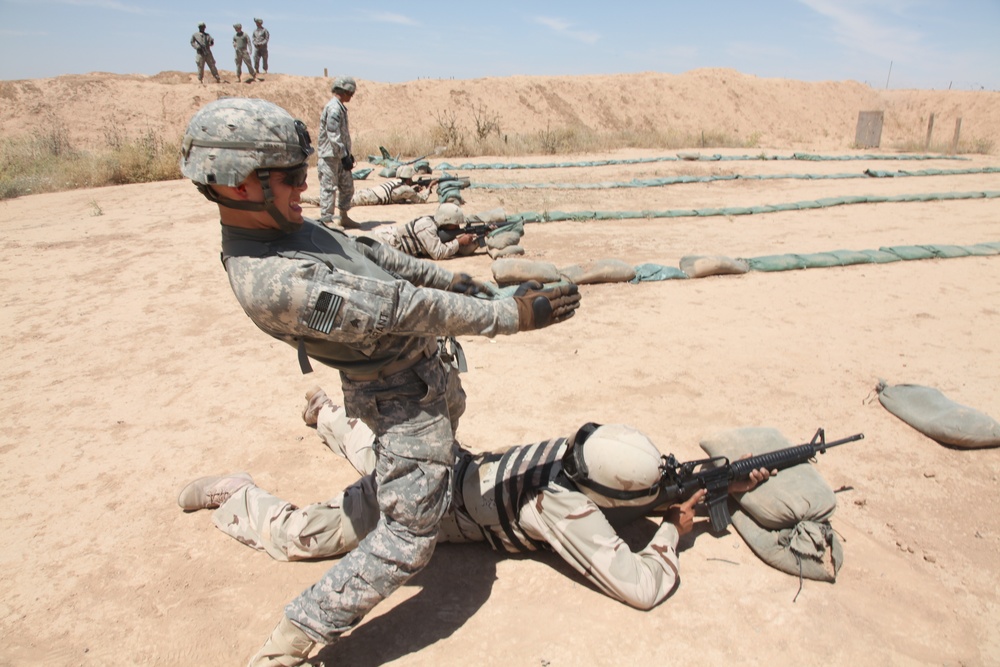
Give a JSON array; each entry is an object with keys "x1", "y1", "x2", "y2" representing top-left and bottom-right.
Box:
[
  {"x1": 190, "y1": 22, "x2": 221, "y2": 84},
  {"x1": 318, "y1": 76, "x2": 358, "y2": 228},
  {"x1": 252, "y1": 18, "x2": 270, "y2": 74},
  {"x1": 232, "y1": 23, "x2": 256, "y2": 83}
]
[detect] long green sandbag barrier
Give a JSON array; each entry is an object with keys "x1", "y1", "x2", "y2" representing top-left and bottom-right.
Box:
[
  {"x1": 504, "y1": 190, "x2": 1000, "y2": 224},
  {"x1": 436, "y1": 152, "x2": 970, "y2": 171},
  {"x1": 628, "y1": 241, "x2": 1000, "y2": 282},
  {"x1": 748, "y1": 242, "x2": 1000, "y2": 272},
  {"x1": 470, "y1": 167, "x2": 1000, "y2": 191}
]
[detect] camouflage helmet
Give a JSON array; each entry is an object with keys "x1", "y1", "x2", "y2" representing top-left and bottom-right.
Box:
[
  {"x1": 395, "y1": 165, "x2": 416, "y2": 180},
  {"x1": 254, "y1": 17, "x2": 263, "y2": 23},
  {"x1": 198, "y1": 22, "x2": 206, "y2": 29},
  {"x1": 433, "y1": 202, "x2": 464, "y2": 228},
  {"x1": 181, "y1": 98, "x2": 313, "y2": 233},
  {"x1": 180, "y1": 97, "x2": 313, "y2": 187},
  {"x1": 331, "y1": 76, "x2": 357, "y2": 94},
  {"x1": 562, "y1": 423, "x2": 664, "y2": 508},
  {"x1": 233, "y1": 23, "x2": 242, "y2": 30}
]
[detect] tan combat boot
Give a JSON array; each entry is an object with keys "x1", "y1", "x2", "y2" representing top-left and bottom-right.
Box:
[
  {"x1": 302, "y1": 386, "x2": 332, "y2": 427},
  {"x1": 176, "y1": 473, "x2": 254, "y2": 510},
  {"x1": 247, "y1": 616, "x2": 318, "y2": 667},
  {"x1": 337, "y1": 212, "x2": 360, "y2": 229}
]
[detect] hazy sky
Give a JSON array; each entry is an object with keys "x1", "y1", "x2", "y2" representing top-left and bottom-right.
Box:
[{"x1": 0, "y1": 0, "x2": 997, "y2": 90}]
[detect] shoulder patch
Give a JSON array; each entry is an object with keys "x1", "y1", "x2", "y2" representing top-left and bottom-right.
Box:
[{"x1": 307, "y1": 291, "x2": 343, "y2": 334}]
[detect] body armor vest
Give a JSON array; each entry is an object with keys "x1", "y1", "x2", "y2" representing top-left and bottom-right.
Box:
[{"x1": 461, "y1": 437, "x2": 570, "y2": 553}]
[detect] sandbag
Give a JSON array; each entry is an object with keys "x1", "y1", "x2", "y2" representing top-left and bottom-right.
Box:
[
  {"x1": 558, "y1": 259, "x2": 636, "y2": 285},
  {"x1": 488, "y1": 245, "x2": 524, "y2": 259},
  {"x1": 629, "y1": 263, "x2": 688, "y2": 282},
  {"x1": 679, "y1": 255, "x2": 750, "y2": 278},
  {"x1": 700, "y1": 427, "x2": 842, "y2": 582},
  {"x1": 486, "y1": 230, "x2": 523, "y2": 251},
  {"x1": 468, "y1": 207, "x2": 509, "y2": 225},
  {"x1": 876, "y1": 380, "x2": 1000, "y2": 449},
  {"x1": 491, "y1": 258, "x2": 561, "y2": 286}
]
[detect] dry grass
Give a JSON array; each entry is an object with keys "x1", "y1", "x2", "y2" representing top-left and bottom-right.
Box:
[{"x1": 0, "y1": 119, "x2": 181, "y2": 200}]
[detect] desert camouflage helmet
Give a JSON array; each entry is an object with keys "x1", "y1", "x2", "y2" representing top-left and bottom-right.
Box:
[
  {"x1": 180, "y1": 98, "x2": 314, "y2": 232},
  {"x1": 233, "y1": 23, "x2": 242, "y2": 30},
  {"x1": 562, "y1": 423, "x2": 664, "y2": 508},
  {"x1": 198, "y1": 22, "x2": 206, "y2": 28},
  {"x1": 433, "y1": 202, "x2": 464, "y2": 228},
  {"x1": 331, "y1": 76, "x2": 357, "y2": 94},
  {"x1": 395, "y1": 165, "x2": 416, "y2": 180},
  {"x1": 254, "y1": 17, "x2": 263, "y2": 23}
]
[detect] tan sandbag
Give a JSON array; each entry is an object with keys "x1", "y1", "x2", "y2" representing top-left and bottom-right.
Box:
[
  {"x1": 488, "y1": 245, "x2": 525, "y2": 259},
  {"x1": 491, "y1": 258, "x2": 561, "y2": 286},
  {"x1": 700, "y1": 427, "x2": 842, "y2": 582},
  {"x1": 679, "y1": 255, "x2": 750, "y2": 278},
  {"x1": 558, "y1": 259, "x2": 636, "y2": 284},
  {"x1": 876, "y1": 380, "x2": 1000, "y2": 449},
  {"x1": 468, "y1": 207, "x2": 508, "y2": 225},
  {"x1": 486, "y1": 231, "x2": 523, "y2": 251}
]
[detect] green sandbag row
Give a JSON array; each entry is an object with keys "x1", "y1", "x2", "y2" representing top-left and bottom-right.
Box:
[
  {"x1": 471, "y1": 167, "x2": 999, "y2": 191},
  {"x1": 506, "y1": 191, "x2": 1000, "y2": 224},
  {"x1": 436, "y1": 152, "x2": 968, "y2": 171},
  {"x1": 748, "y1": 242, "x2": 1000, "y2": 272}
]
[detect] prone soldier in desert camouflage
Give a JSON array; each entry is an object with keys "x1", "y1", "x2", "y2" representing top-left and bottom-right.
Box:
[
  {"x1": 371, "y1": 202, "x2": 479, "y2": 260},
  {"x1": 178, "y1": 97, "x2": 581, "y2": 666},
  {"x1": 180, "y1": 389, "x2": 774, "y2": 612}
]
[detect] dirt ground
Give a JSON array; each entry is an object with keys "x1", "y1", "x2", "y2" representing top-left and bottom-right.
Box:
[{"x1": 1, "y1": 146, "x2": 999, "y2": 666}]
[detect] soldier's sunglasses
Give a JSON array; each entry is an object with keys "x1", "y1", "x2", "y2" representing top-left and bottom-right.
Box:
[{"x1": 272, "y1": 163, "x2": 309, "y2": 188}]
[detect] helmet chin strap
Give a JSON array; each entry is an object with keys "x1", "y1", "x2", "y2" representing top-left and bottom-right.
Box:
[{"x1": 195, "y1": 168, "x2": 302, "y2": 233}]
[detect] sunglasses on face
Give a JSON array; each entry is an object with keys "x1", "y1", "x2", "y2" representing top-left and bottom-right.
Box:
[{"x1": 272, "y1": 163, "x2": 309, "y2": 187}]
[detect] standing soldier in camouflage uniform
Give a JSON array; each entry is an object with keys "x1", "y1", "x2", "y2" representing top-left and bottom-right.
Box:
[
  {"x1": 190, "y1": 22, "x2": 221, "y2": 84},
  {"x1": 232, "y1": 24, "x2": 256, "y2": 83},
  {"x1": 372, "y1": 202, "x2": 478, "y2": 260},
  {"x1": 180, "y1": 396, "x2": 774, "y2": 611},
  {"x1": 318, "y1": 76, "x2": 358, "y2": 228},
  {"x1": 178, "y1": 98, "x2": 581, "y2": 666},
  {"x1": 252, "y1": 18, "x2": 270, "y2": 74}
]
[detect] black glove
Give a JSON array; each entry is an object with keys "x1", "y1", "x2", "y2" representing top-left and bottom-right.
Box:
[
  {"x1": 341, "y1": 154, "x2": 355, "y2": 170},
  {"x1": 448, "y1": 272, "x2": 496, "y2": 297},
  {"x1": 513, "y1": 281, "x2": 581, "y2": 331}
]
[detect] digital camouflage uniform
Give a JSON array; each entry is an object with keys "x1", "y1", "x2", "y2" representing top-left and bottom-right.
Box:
[
  {"x1": 213, "y1": 404, "x2": 683, "y2": 610},
  {"x1": 220, "y1": 219, "x2": 520, "y2": 643},
  {"x1": 252, "y1": 22, "x2": 270, "y2": 73},
  {"x1": 351, "y1": 179, "x2": 430, "y2": 207},
  {"x1": 232, "y1": 28, "x2": 256, "y2": 81},
  {"x1": 373, "y1": 215, "x2": 475, "y2": 261},
  {"x1": 190, "y1": 29, "x2": 221, "y2": 83},
  {"x1": 317, "y1": 95, "x2": 354, "y2": 223}
]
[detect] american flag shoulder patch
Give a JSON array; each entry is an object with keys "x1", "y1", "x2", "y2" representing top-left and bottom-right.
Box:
[{"x1": 307, "y1": 291, "x2": 343, "y2": 334}]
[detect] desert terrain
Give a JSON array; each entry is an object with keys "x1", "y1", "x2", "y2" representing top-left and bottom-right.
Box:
[{"x1": 1, "y1": 69, "x2": 999, "y2": 666}]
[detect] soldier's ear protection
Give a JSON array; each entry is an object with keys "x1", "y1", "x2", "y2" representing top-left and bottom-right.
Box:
[{"x1": 562, "y1": 422, "x2": 662, "y2": 501}]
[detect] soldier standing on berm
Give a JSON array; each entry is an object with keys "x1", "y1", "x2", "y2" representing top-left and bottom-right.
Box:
[
  {"x1": 190, "y1": 22, "x2": 221, "y2": 84},
  {"x1": 232, "y1": 23, "x2": 256, "y2": 83},
  {"x1": 178, "y1": 97, "x2": 581, "y2": 666},
  {"x1": 252, "y1": 18, "x2": 269, "y2": 74}
]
